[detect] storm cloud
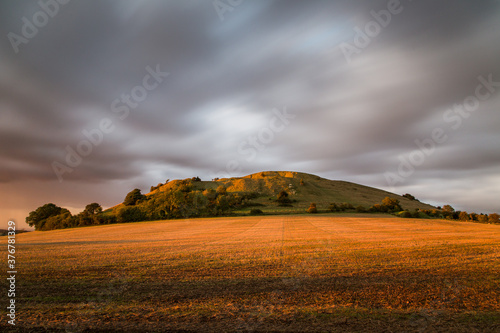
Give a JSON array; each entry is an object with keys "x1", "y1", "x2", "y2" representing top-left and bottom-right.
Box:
[{"x1": 1, "y1": 0, "x2": 499, "y2": 228}]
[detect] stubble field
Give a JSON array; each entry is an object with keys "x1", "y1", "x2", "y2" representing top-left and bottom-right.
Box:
[{"x1": 3, "y1": 214, "x2": 500, "y2": 332}]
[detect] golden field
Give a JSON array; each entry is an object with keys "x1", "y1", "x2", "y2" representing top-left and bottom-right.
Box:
[{"x1": 3, "y1": 214, "x2": 500, "y2": 332}]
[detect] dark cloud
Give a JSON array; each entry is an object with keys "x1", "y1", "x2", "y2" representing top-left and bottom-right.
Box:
[{"x1": 1, "y1": 0, "x2": 500, "y2": 228}]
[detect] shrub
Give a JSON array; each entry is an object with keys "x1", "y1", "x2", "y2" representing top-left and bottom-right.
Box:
[
  {"x1": 402, "y1": 193, "x2": 416, "y2": 201},
  {"x1": 117, "y1": 206, "x2": 146, "y2": 223},
  {"x1": 307, "y1": 203, "x2": 318, "y2": 214},
  {"x1": 339, "y1": 203, "x2": 354, "y2": 211},
  {"x1": 382, "y1": 197, "x2": 402, "y2": 212},
  {"x1": 399, "y1": 210, "x2": 412, "y2": 218},
  {"x1": 277, "y1": 190, "x2": 292, "y2": 206},
  {"x1": 411, "y1": 210, "x2": 421, "y2": 218},
  {"x1": 329, "y1": 203, "x2": 339, "y2": 212},
  {"x1": 370, "y1": 204, "x2": 388, "y2": 213},
  {"x1": 355, "y1": 205, "x2": 367, "y2": 213},
  {"x1": 249, "y1": 209, "x2": 264, "y2": 215}
]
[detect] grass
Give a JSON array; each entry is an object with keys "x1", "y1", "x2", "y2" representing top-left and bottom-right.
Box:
[{"x1": 3, "y1": 214, "x2": 500, "y2": 332}]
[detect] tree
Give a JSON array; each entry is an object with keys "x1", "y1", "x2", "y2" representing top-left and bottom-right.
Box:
[
  {"x1": 117, "y1": 206, "x2": 146, "y2": 223},
  {"x1": 400, "y1": 210, "x2": 412, "y2": 218},
  {"x1": 202, "y1": 188, "x2": 217, "y2": 201},
  {"x1": 26, "y1": 203, "x2": 65, "y2": 230},
  {"x1": 369, "y1": 204, "x2": 388, "y2": 213},
  {"x1": 329, "y1": 203, "x2": 339, "y2": 212},
  {"x1": 355, "y1": 205, "x2": 367, "y2": 213},
  {"x1": 442, "y1": 205, "x2": 455, "y2": 213},
  {"x1": 78, "y1": 203, "x2": 103, "y2": 225},
  {"x1": 458, "y1": 211, "x2": 469, "y2": 221},
  {"x1": 402, "y1": 193, "x2": 416, "y2": 201},
  {"x1": 44, "y1": 210, "x2": 74, "y2": 230},
  {"x1": 307, "y1": 203, "x2": 318, "y2": 214},
  {"x1": 216, "y1": 185, "x2": 227, "y2": 196},
  {"x1": 339, "y1": 203, "x2": 354, "y2": 211},
  {"x1": 488, "y1": 213, "x2": 500, "y2": 224},
  {"x1": 249, "y1": 209, "x2": 264, "y2": 215},
  {"x1": 215, "y1": 195, "x2": 230, "y2": 215},
  {"x1": 478, "y1": 214, "x2": 489, "y2": 223},
  {"x1": 382, "y1": 197, "x2": 402, "y2": 212},
  {"x1": 83, "y1": 203, "x2": 102, "y2": 216},
  {"x1": 277, "y1": 190, "x2": 292, "y2": 206},
  {"x1": 123, "y1": 189, "x2": 144, "y2": 206}
]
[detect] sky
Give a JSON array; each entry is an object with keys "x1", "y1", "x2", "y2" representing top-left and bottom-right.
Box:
[{"x1": 1, "y1": 0, "x2": 499, "y2": 230}]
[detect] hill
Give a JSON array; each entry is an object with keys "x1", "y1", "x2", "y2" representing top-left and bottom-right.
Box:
[
  {"x1": 30, "y1": 171, "x2": 451, "y2": 231},
  {"x1": 110, "y1": 171, "x2": 436, "y2": 216}
]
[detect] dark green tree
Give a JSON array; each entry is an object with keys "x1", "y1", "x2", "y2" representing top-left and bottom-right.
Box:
[
  {"x1": 83, "y1": 203, "x2": 102, "y2": 216},
  {"x1": 123, "y1": 189, "x2": 144, "y2": 206},
  {"x1": 26, "y1": 203, "x2": 65, "y2": 230}
]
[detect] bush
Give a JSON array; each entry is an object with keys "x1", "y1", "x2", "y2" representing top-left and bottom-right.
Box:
[
  {"x1": 369, "y1": 204, "x2": 388, "y2": 213},
  {"x1": 249, "y1": 209, "x2": 264, "y2": 215},
  {"x1": 329, "y1": 203, "x2": 338, "y2": 212},
  {"x1": 117, "y1": 206, "x2": 146, "y2": 223},
  {"x1": 338, "y1": 203, "x2": 354, "y2": 211},
  {"x1": 399, "y1": 210, "x2": 412, "y2": 218},
  {"x1": 355, "y1": 205, "x2": 367, "y2": 213},
  {"x1": 307, "y1": 203, "x2": 318, "y2": 214},
  {"x1": 402, "y1": 193, "x2": 417, "y2": 201},
  {"x1": 382, "y1": 197, "x2": 402, "y2": 212},
  {"x1": 277, "y1": 190, "x2": 292, "y2": 206}
]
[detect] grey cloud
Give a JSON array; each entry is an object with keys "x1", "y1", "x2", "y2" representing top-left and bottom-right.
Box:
[{"x1": 1, "y1": 0, "x2": 500, "y2": 228}]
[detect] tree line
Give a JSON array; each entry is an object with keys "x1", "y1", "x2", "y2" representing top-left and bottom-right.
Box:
[
  {"x1": 26, "y1": 179, "x2": 260, "y2": 231},
  {"x1": 26, "y1": 184, "x2": 500, "y2": 231},
  {"x1": 306, "y1": 196, "x2": 500, "y2": 223}
]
